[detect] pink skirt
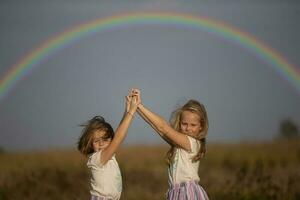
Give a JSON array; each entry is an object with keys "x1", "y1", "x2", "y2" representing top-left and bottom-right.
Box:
[
  {"x1": 91, "y1": 195, "x2": 112, "y2": 200},
  {"x1": 167, "y1": 180, "x2": 209, "y2": 200}
]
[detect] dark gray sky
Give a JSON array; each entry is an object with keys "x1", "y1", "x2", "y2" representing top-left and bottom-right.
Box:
[{"x1": 0, "y1": 0, "x2": 299, "y2": 151}]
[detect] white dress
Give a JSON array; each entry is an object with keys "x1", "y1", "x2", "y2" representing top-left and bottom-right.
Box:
[
  {"x1": 168, "y1": 136, "x2": 201, "y2": 186},
  {"x1": 87, "y1": 151, "x2": 122, "y2": 200}
]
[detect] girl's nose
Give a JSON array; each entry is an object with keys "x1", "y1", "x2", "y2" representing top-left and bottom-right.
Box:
[
  {"x1": 186, "y1": 125, "x2": 191, "y2": 131},
  {"x1": 185, "y1": 127, "x2": 191, "y2": 133},
  {"x1": 98, "y1": 140, "x2": 104, "y2": 145}
]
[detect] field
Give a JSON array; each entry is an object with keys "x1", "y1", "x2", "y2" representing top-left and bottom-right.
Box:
[{"x1": 0, "y1": 140, "x2": 300, "y2": 200}]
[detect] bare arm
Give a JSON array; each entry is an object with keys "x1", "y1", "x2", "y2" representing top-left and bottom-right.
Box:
[
  {"x1": 119, "y1": 95, "x2": 131, "y2": 123},
  {"x1": 100, "y1": 95, "x2": 138, "y2": 164},
  {"x1": 137, "y1": 107, "x2": 173, "y2": 146},
  {"x1": 132, "y1": 88, "x2": 191, "y2": 151}
]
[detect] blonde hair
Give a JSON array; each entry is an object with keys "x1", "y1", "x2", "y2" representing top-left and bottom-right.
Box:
[
  {"x1": 166, "y1": 99, "x2": 209, "y2": 164},
  {"x1": 77, "y1": 116, "x2": 114, "y2": 156}
]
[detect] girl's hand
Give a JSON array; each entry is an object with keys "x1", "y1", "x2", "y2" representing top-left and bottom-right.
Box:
[
  {"x1": 125, "y1": 95, "x2": 132, "y2": 112},
  {"x1": 127, "y1": 88, "x2": 141, "y2": 113},
  {"x1": 131, "y1": 88, "x2": 142, "y2": 106}
]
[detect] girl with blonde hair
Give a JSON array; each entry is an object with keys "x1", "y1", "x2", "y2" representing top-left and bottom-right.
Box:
[{"x1": 131, "y1": 88, "x2": 209, "y2": 200}]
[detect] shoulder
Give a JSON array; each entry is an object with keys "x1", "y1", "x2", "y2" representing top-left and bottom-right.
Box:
[
  {"x1": 89, "y1": 150, "x2": 102, "y2": 158},
  {"x1": 186, "y1": 136, "x2": 200, "y2": 153},
  {"x1": 87, "y1": 150, "x2": 104, "y2": 167}
]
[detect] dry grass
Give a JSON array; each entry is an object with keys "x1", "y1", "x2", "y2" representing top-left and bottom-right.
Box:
[{"x1": 1, "y1": 140, "x2": 300, "y2": 200}]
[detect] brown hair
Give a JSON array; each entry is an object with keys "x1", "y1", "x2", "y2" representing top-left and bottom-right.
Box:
[
  {"x1": 77, "y1": 116, "x2": 114, "y2": 156},
  {"x1": 166, "y1": 99, "x2": 209, "y2": 164}
]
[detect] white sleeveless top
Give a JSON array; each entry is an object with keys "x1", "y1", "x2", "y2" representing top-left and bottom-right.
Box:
[
  {"x1": 168, "y1": 136, "x2": 201, "y2": 185},
  {"x1": 87, "y1": 151, "x2": 122, "y2": 200}
]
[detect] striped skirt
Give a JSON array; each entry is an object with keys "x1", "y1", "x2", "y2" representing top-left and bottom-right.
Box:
[
  {"x1": 91, "y1": 195, "x2": 112, "y2": 200},
  {"x1": 166, "y1": 180, "x2": 209, "y2": 200}
]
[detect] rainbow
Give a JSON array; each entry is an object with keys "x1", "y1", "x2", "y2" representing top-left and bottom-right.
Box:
[{"x1": 1, "y1": 11, "x2": 299, "y2": 100}]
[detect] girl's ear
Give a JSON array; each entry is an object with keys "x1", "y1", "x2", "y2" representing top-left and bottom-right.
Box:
[
  {"x1": 198, "y1": 119, "x2": 203, "y2": 130},
  {"x1": 198, "y1": 122, "x2": 204, "y2": 137}
]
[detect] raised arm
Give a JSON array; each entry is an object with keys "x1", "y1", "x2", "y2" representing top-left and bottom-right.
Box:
[
  {"x1": 133, "y1": 89, "x2": 191, "y2": 151},
  {"x1": 119, "y1": 95, "x2": 132, "y2": 123},
  {"x1": 137, "y1": 106, "x2": 173, "y2": 146},
  {"x1": 101, "y1": 94, "x2": 139, "y2": 164}
]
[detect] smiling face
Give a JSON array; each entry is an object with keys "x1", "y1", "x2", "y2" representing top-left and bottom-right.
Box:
[
  {"x1": 179, "y1": 110, "x2": 202, "y2": 138},
  {"x1": 91, "y1": 130, "x2": 112, "y2": 152}
]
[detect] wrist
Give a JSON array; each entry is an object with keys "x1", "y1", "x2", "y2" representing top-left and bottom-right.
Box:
[
  {"x1": 137, "y1": 103, "x2": 143, "y2": 109},
  {"x1": 127, "y1": 111, "x2": 135, "y2": 117}
]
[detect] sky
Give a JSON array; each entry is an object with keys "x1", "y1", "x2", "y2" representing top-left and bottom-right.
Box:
[{"x1": 0, "y1": 0, "x2": 299, "y2": 151}]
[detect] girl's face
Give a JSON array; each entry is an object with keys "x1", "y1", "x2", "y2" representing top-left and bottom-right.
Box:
[
  {"x1": 179, "y1": 110, "x2": 202, "y2": 138},
  {"x1": 92, "y1": 130, "x2": 112, "y2": 152}
]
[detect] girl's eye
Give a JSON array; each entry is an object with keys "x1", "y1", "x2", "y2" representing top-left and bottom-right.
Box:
[
  {"x1": 93, "y1": 137, "x2": 110, "y2": 143},
  {"x1": 93, "y1": 138, "x2": 102, "y2": 143}
]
